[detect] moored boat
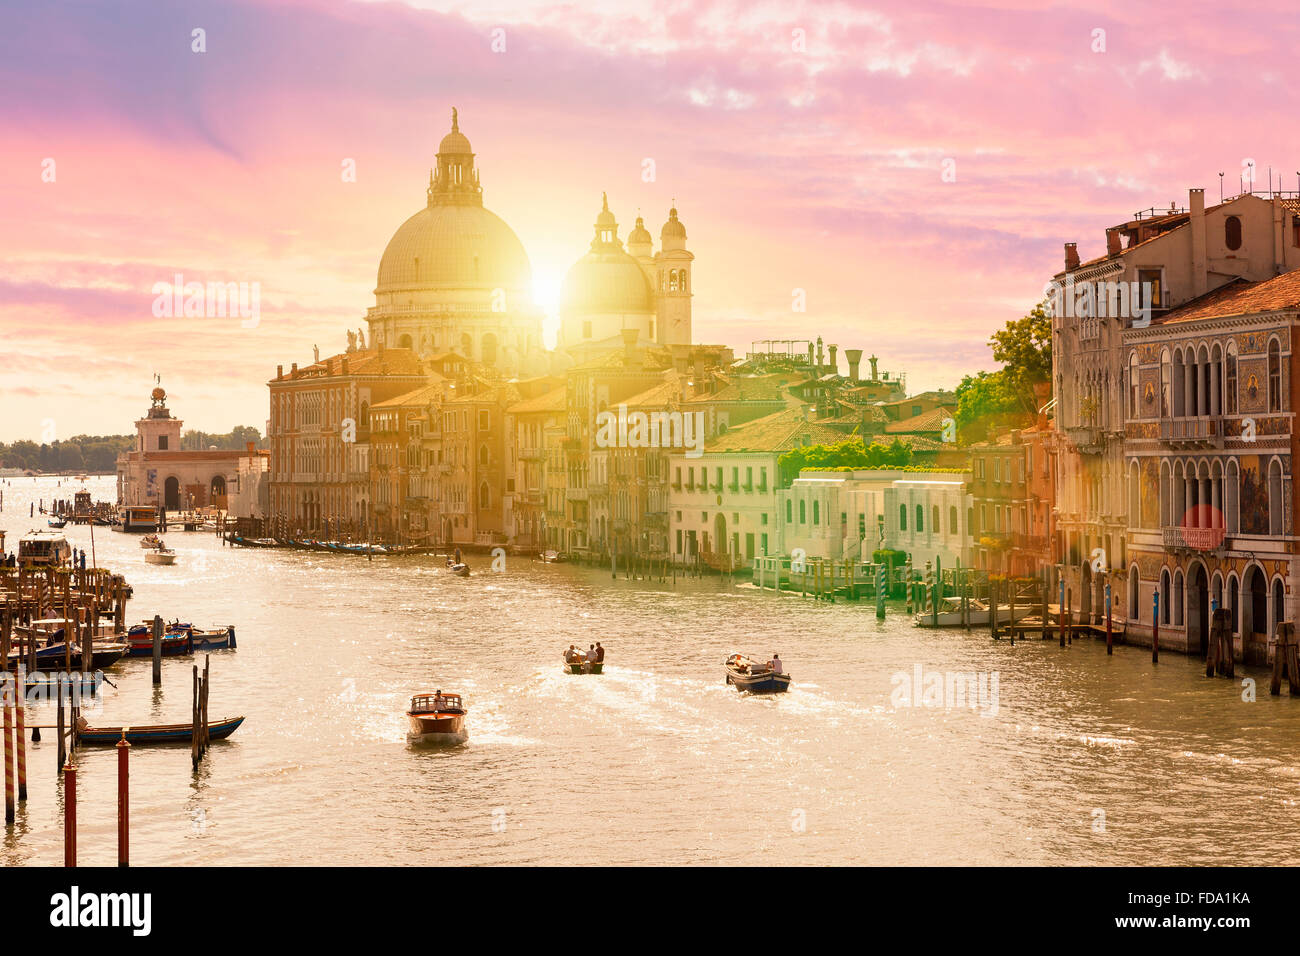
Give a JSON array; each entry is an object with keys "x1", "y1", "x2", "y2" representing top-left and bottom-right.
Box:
[
  {"x1": 124, "y1": 630, "x2": 193, "y2": 657},
  {"x1": 724, "y1": 653, "x2": 792, "y2": 693},
  {"x1": 912, "y1": 597, "x2": 1010, "y2": 628},
  {"x1": 7, "y1": 642, "x2": 128, "y2": 672},
  {"x1": 74, "y1": 714, "x2": 245, "y2": 745},
  {"x1": 406, "y1": 692, "x2": 468, "y2": 745}
]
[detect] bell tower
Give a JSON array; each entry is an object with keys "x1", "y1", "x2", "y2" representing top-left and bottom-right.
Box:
[{"x1": 655, "y1": 206, "x2": 693, "y2": 346}]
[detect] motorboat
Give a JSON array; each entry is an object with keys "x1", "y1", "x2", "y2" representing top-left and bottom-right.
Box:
[
  {"x1": 406, "y1": 692, "x2": 468, "y2": 745},
  {"x1": 724, "y1": 653, "x2": 792, "y2": 694},
  {"x1": 140, "y1": 534, "x2": 163, "y2": 549},
  {"x1": 144, "y1": 548, "x2": 177, "y2": 565}
]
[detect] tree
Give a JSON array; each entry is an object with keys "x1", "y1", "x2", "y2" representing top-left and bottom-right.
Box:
[
  {"x1": 778, "y1": 436, "x2": 913, "y2": 485},
  {"x1": 955, "y1": 302, "x2": 1053, "y2": 443}
]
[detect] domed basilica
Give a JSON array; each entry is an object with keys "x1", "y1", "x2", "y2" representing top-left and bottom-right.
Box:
[{"x1": 365, "y1": 110, "x2": 693, "y2": 372}]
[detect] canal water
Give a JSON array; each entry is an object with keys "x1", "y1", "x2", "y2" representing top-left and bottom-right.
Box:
[{"x1": 2, "y1": 475, "x2": 1298, "y2": 866}]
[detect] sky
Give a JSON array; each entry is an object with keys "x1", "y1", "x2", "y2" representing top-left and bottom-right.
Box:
[{"x1": 1, "y1": 0, "x2": 1297, "y2": 441}]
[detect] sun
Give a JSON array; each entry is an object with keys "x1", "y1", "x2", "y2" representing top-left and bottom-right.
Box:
[{"x1": 533, "y1": 269, "x2": 564, "y2": 350}]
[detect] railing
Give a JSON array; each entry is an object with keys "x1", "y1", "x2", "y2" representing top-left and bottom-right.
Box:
[
  {"x1": 1158, "y1": 416, "x2": 1222, "y2": 445},
  {"x1": 1163, "y1": 524, "x2": 1226, "y2": 551}
]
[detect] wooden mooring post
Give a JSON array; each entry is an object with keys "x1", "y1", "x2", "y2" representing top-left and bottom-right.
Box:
[
  {"x1": 1269, "y1": 622, "x2": 1298, "y2": 696},
  {"x1": 117, "y1": 735, "x2": 130, "y2": 867},
  {"x1": 1152, "y1": 588, "x2": 1160, "y2": 664},
  {"x1": 63, "y1": 761, "x2": 76, "y2": 867}
]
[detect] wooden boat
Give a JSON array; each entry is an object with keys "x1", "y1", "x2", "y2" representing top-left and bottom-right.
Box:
[
  {"x1": 125, "y1": 631, "x2": 192, "y2": 657},
  {"x1": 448, "y1": 562, "x2": 470, "y2": 577},
  {"x1": 563, "y1": 652, "x2": 604, "y2": 674},
  {"x1": 913, "y1": 597, "x2": 1010, "y2": 628},
  {"x1": 724, "y1": 654, "x2": 792, "y2": 693},
  {"x1": 74, "y1": 715, "x2": 245, "y2": 745},
  {"x1": 7, "y1": 643, "x2": 128, "y2": 671},
  {"x1": 144, "y1": 548, "x2": 177, "y2": 565},
  {"x1": 140, "y1": 534, "x2": 163, "y2": 549},
  {"x1": 406, "y1": 692, "x2": 468, "y2": 745},
  {"x1": 47, "y1": 517, "x2": 67, "y2": 529},
  {"x1": 11, "y1": 671, "x2": 106, "y2": 696}
]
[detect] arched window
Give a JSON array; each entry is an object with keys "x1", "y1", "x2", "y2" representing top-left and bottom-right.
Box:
[
  {"x1": 899, "y1": 504, "x2": 907, "y2": 531},
  {"x1": 932, "y1": 505, "x2": 940, "y2": 532},
  {"x1": 1160, "y1": 349, "x2": 1172, "y2": 417},
  {"x1": 1229, "y1": 574, "x2": 1240, "y2": 635},
  {"x1": 799, "y1": 500, "x2": 806, "y2": 524},
  {"x1": 479, "y1": 445, "x2": 489, "y2": 466},
  {"x1": 1269, "y1": 458, "x2": 1284, "y2": 535},
  {"x1": 668, "y1": 270, "x2": 679, "y2": 292},
  {"x1": 1226, "y1": 342, "x2": 1238, "y2": 415},
  {"x1": 1274, "y1": 578, "x2": 1286, "y2": 633},
  {"x1": 1173, "y1": 570, "x2": 1184, "y2": 626},
  {"x1": 967, "y1": 507, "x2": 974, "y2": 534},
  {"x1": 1160, "y1": 568, "x2": 1170, "y2": 624},
  {"x1": 680, "y1": 272, "x2": 688, "y2": 293},
  {"x1": 1129, "y1": 565, "x2": 1140, "y2": 619},
  {"x1": 478, "y1": 482, "x2": 490, "y2": 510},
  {"x1": 812, "y1": 501, "x2": 820, "y2": 525},
  {"x1": 785, "y1": 500, "x2": 792, "y2": 523},
  {"x1": 949, "y1": 506, "x2": 958, "y2": 534},
  {"x1": 1269, "y1": 339, "x2": 1281, "y2": 412},
  {"x1": 915, "y1": 505, "x2": 924, "y2": 532},
  {"x1": 1225, "y1": 215, "x2": 1243, "y2": 251},
  {"x1": 1128, "y1": 353, "x2": 1140, "y2": 419}
]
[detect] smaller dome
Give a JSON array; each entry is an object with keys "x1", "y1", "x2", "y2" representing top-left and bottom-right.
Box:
[
  {"x1": 595, "y1": 192, "x2": 616, "y2": 228},
  {"x1": 661, "y1": 207, "x2": 686, "y2": 240},
  {"x1": 439, "y1": 107, "x2": 472, "y2": 155},
  {"x1": 561, "y1": 253, "x2": 654, "y2": 316},
  {"x1": 628, "y1": 216, "x2": 652, "y2": 246}
]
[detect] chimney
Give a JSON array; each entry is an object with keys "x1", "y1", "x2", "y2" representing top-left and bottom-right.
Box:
[
  {"x1": 1105, "y1": 228, "x2": 1122, "y2": 256},
  {"x1": 869, "y1": 354, "x2": 879, "y2": 380},
  {"x1": 828, "y1": 344, "x2": 838, "y2": 375},
  {"x1": 341, "y1": 357, "x2": 349, "y2": 376},
  {"x1": 845, "y1": 349, "x2": 863, "y2": 382},
  {"x1": 245, "y1": 441, "x2": 256, "y2": 456},
  {"x1": 1064, "y1": 242, "x2": 1080, "y2": 271},
  {"x1": 1190, "y1": 187, "x2": 1208, "y2": 297},
  {"x1": 276, "y1": 364, "x2": 283, "y2": 380},
  {"x1": 290, "y1": 362, "x2": 297, "y2": 376}
]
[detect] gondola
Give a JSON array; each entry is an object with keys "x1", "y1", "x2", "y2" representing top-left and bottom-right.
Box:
[{"x1": 74, "y1": 715, "x2": 245, "y2": 745}]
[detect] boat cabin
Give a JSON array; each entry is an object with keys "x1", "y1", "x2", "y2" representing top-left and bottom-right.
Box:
[
  {"x1": 18, "y1": 530, "x2": 71, "y2": 566},
  {"x1": 120, "y1": 504, "x2": 159, "y2": 532},
  {"x1": 409, "y1": 693, "x2": 464, "y2": 714}
]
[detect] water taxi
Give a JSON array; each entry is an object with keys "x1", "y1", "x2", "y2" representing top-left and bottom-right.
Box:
[
  {"x1": 18, "y1": 530, "x2": 72, "y2": 566},
  {"x1": 118, "y1": 505, "x2": 158, "y2": 533},
  {"x1": 144, "y1": 548, "x2": 177, "y2": 565},
  {"x1": 724, "y1": 654, "x2": 792, "y2": 694},
  {"x1": 406, "y1": 692, "x2": 468, "y2": 745}
]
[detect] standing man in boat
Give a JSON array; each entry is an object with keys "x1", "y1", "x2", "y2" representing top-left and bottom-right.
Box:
[{"x1": 595, "y1": 642, "x2": 605, "y2": 664}]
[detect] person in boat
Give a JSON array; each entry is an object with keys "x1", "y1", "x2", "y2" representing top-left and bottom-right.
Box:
[
  {"x1": 585, "y1": 644, "x2": 597, "y2": 663},
  {"x1": 454, "y1": 547, "x2": 463, "y2": 564},
  {"x1": 595, "y1": 642, "x2": 605, "y2": 664},
  {"x1": 564, "y1": 645, "x2": 578, "y2": 663},
  {"x1": 433, "y1": 689, "x2": 446, "y2": 711},
  {"x1": 769, "y1": 653, "x2": 783, "y2": 674}
]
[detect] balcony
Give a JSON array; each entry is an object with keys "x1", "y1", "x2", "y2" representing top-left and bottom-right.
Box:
[
  {"x1": 1158, "y1": 416, "x2": 1222, "y2": 447},
  {"x1": 1163, "y1": 524, "x2": 1226, "y2": 552},
  {"x1": 1063, "y1": 426, "x2": 1104, "y2": 454}
]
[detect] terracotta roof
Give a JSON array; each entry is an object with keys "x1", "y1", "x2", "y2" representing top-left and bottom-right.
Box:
[
  {"x1": 446, "y1": 383, "x2": 521, "y2": 405},
  {"x1": 1157, "y1": 271, "x2": 1300, "y2": 324},
  {"x1": 507, "y1": 386, "x2": 566, "y2": 415},
  {"x1": 623, "y1": 379, "x2": 682, "y2": 409},
  {"x1": 271, "y1": 348, "x2": 426, "y2": 383},
  {"x1": 702, "y1": 407, "x2": 845, "y2": 454},
  {"x1": 372, "y1": 382, "x2": 446, "y2": 409},
  {"x1": 884, "y1": 406, "x2": 954, "y2": 434}
]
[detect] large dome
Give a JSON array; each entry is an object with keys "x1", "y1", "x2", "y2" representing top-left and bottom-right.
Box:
[
  {"x1": 561, "y1": 250, "x2": 654, "y2": 315},
  {"x1": 375, "y1": 204, "x2": 532, "y2": 294}
]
